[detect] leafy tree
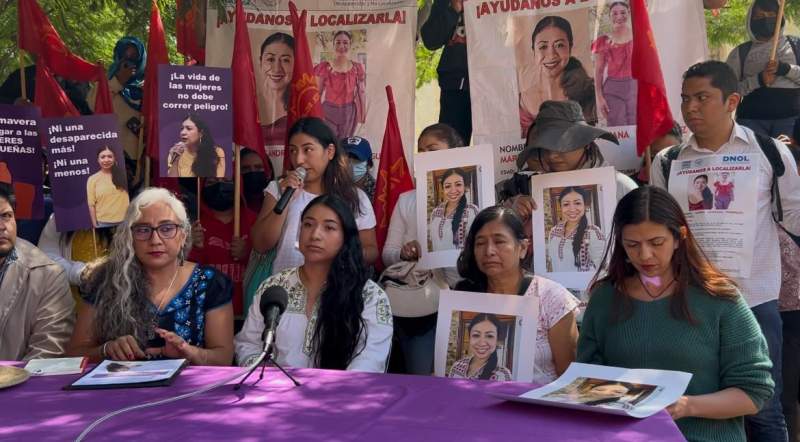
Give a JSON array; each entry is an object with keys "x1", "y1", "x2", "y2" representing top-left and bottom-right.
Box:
[{"x1": 705, "y1": 0, "x2": 800, "y2": 51}]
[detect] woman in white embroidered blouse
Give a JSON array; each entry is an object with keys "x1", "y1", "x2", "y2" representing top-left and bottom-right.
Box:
[
  {"x1": 428, "y1": 168, "x2": 480, "y2": 252},
  {"x1": 546, "y1": 186, "x2": 606, "y2": 273},
  {"x1": 455, "y1": 206, "x2": 579, "y2": 384},
  {"x1": 235, "y1": 194, "x2": 392, "y2": 371}
]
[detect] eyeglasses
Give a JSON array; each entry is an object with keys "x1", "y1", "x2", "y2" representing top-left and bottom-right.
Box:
[{"x1": 131, "y1": 223, "x2": 181, "y2": 241}]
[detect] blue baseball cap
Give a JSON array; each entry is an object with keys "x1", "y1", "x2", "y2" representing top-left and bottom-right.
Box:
[{"x1": 342, "y1": 136, "x2": 372, "y2": 162}]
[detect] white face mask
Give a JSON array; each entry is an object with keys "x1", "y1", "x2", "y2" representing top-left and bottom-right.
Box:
[{"x1": 351, "y1": 160, "x2": 368, "y2": 181}]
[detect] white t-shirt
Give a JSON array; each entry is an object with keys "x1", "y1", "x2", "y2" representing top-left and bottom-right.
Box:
[{"x1": 265, "y1": 180, "x2": 376, "y2": 274}]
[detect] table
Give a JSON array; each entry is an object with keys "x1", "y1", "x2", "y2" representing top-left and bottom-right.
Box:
[{"x1": 0, "y1": 364, "x2": 686, "y2": 441}]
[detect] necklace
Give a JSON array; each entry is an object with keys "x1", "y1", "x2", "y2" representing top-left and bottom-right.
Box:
[
  {"x1": 639, "y1": 276, "x2": 677, "y2": 300},
  {"x1": 148, "y1": 267, "x2": 181, "y2": 338}
]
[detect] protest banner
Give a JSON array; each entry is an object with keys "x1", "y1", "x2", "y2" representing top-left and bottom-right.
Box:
[
  {"x1": 0, "y1": 105, "x2": 44, "y2": 219},
  {"x1": 465, "y1": 0, "x2": 708, "y2": 183},
  {"x1": 667, "y1": 154, "x2": 758, "y2": 278},
  {"x1": 158, "y1": 65, "x2": 233, "y2": 178},
  {"x1": 42, "y1": 114, "x2": 129, "y2": 232},
  {"x1": 435, "y1": 290, "x2": 539, "y2": 382},
  {"x1": 204, "y1": 0, "x2": 417, "y2": 177},
  {"x1": 531, "y1": 166, "x2": 616, "y2": 290},
  {"x1": 414, "y1": 144, "x2": 496, "y2": 269}
]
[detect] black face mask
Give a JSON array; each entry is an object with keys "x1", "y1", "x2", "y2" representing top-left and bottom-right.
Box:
[
  {"x1": 752, "y1": 17, "x2": 778, "y2": 39},
  {"x1": 203, "y1": 182, "x2": 235, "y2": 211},
  {"x1": 242, "y1": 171, "x2": 268, "y2": 197}
]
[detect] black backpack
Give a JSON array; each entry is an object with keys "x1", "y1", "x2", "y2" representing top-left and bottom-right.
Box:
[{"x1": 659, "y1": 134, "x2": 800, "y2": 247}]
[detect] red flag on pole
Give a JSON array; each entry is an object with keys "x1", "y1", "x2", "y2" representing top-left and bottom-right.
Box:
[
  {"x1": 18, "y1": 0, "x2": 113, "y2": 114},
  {"x1": 176, "y1": 0, "x2": 206, "y2": 64},
  {"x1": 232, "y1": 0, "x2": 267, "y2": 167},
  {"x1": 631, "y1": 0, "x2": 674, "y2": 157},
  {"x1": 284, "y1": 1, "x2": 324, "y2": 171},
  {"x1": 34, "y1": 63, "x2": 79, "y2": 118},
  {"x1": 143, "y1": 0, "x2": 170, "y2": 162},
  {"x1": 373, "y1": 86, "x2": 414, "y2": 271}
]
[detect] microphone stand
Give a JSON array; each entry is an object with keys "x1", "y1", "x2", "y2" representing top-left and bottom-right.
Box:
[{"x1": 234, "y1": 331, "x2": 301, "y2": 390}]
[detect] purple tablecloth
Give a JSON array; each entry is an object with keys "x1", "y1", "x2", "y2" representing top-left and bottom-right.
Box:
[{"x1": 0, "y1": 364, "x2": 686, "y2": 441}]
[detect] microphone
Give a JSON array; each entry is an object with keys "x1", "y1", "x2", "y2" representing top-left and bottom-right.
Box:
[
  {"x1": 259, "y1": 286, "x2": 289, "y2": 355},
  {"x1": 273, "y1": 167, "x2": 307, "y2": 215},
  {"x1": 168, "y1": 142, "x2": 185, "y2": 169}
]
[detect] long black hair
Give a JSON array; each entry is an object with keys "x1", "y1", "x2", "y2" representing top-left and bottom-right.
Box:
[
  {"x1": 288, "y1": 117, "x2": 362, "y2": 215},
  {"x1": 457, "y1": 206, "x2": 526, "y2": 289},
  {"x1": 302, "y1": 194, "x2": 368, "y2": 369},
  {"x1": 558, "y1": 186, "x2": 591, "y2": 269},
  {"x1": 260, "y1": 32, "x2": 295, "y2": 109},
  {"x1": 467, "y1": 313, "x2": 504, "y2": 380},
  {"x1": 531, "y1": 16, "x2": 597, "y2": 124},
  {"x1": 694, "y1": 174, "x2": 713, "y2": 208},
  {"x1": 183, "y1": 113, "x2": 219, "y2": 177},
  {"x1": 592, "y1": 186, "x2": 738, "y2": 323},
  {"x1": 96, "y1": 146, "x2": 128, "y2": 190},
  {"x1": 440, "y1": 168, "x2": 469, "y2": 246}
]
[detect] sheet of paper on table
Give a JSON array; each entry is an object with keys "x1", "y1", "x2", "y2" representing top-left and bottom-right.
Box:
[
  {"x1": 24, "y1": 357, "x2": 87, "y2": 376},
  {"x1": 68, "y1": 359, "x2": 187, "y2": 389},
  {"x1": 491, "y1": 362, "x2": 692, "y2": 418}
]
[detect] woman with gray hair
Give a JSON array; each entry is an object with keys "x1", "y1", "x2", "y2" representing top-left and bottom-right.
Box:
[{"x1": 67, "y1": 188, "x2": 234, "y2": 365}]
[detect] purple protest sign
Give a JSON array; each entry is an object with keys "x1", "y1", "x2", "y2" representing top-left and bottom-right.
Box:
[
  {"x1": 42, "y1": 114, "x2": 130, "y2": 233},
  {"x1": 0, "y1": 104, "x2": 44, "y2": 220},
  {"x1": 158, "y1": 65, "x2": 232, "y2": 178}
]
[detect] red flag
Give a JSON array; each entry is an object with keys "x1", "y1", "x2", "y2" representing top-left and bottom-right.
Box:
[
  {"x1": 232, "y1": 0, "x2": 267, "y2": 168},
  {"x1": 632, "y1": 0, "x2": 674, "y2": 157},
  {"x1": 18, "y1": 0, "x2": 112, "y2": 114},
  {"x1": 142, "y1": 0, "x2": 170, "y2": 170},
  {"x1": 373, "y1": 86, "x2": 414, "y2": 271},
  {"x1": 34, "y1": 63, "x2": 79, "y2": 118},
  {"x1": 284, "y1": 2, "x2": 324, "y2": 171},
  {"x1": 176, "y1": 0, "x2": 206, "y2": 64}
]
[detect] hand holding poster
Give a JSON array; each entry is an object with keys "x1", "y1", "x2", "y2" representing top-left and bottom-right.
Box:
[
  {"x1": 42, "y1": 114, "x2": 129, "y2": 232},
  {"x1": 414, "y1": 144, "x2": 496, "y2": 269},
  {"x1": 531, "y1": 167, "x2": 616, "y2": 290},
  {"x1": 667, "y1": 154, "x2": 758, "y2": 277},
  {"x1": 493, "y1": 362, "x2": 692, "y2": 419},
  {"x1": 158, "y1": 65, "x2": 233, "y2": 178},
  {"x1": 0, "y1": 105, "x2": 44, "y2": 219},
  {"x1": 435, "y1": 290, "x2": 539, "y2": 382}
]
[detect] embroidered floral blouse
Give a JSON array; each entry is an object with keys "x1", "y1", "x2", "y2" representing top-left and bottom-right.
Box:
[
  {"x1": 546, "y1": 221, "x2": 606, "y2": 273},
  {"x1": 448, "y1": 355, "x2": 512, "y2": 381},
  {"x1": 428, "y1": 202, "x2": 480, "y2": 251},
  {"x1": 235, "y1": 267, "x2": 393, "y2": 372}
]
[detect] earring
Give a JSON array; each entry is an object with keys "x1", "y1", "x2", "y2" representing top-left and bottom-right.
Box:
[{"x1": 178, "y1": 249, "x2": 185, "y2": 266}]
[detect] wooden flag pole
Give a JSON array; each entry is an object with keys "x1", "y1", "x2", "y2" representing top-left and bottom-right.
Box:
[
  {"x1": 196, "y1": 177, "x2": 201, "y2": 222},
  {"x1": 134, "y1": 116, "x2": 145, "y2": 188},
  {"x1": 18, "y1": 50, "x2": 27, "y2": 100},
  {"x1": 91, "y1": 228, "x2": 98, "y2": 258},
  {"x1": 233, "y1": 144, "x2": 241, "y2": 238},
  {"x1": 770, "y1": 0, "x2": 787, "y2": 61},
  {"x1": 644, "y1": 145, "x2": 652, "y2": 183}
]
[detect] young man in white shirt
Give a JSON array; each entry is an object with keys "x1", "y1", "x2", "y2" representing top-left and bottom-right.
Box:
[{"x1": 650, "y1": 60, "x2": 800, "y2": 442}]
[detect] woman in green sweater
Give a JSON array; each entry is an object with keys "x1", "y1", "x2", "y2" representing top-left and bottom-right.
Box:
[{"x1": 577, "y1": 186, "x2": 774, "y2": 442}]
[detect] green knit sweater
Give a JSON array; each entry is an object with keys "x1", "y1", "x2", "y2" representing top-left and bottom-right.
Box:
[{"x1": 577, "y1": 283, "x2": 774, "y2": 442}]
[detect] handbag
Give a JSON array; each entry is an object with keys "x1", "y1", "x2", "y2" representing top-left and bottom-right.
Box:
[{"x1": 379, "y1": 261, "x2": 448, "y2": 318}]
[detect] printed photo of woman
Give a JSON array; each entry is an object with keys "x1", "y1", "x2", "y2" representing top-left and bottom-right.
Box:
[
  {"x1": 259, "y1": 32, "x2": 294, "y2": 147},
  {"x1": 428, "y1": 168, "x2": 480, "y2": 252},
  {"x1": 544, "y1": 378, "x2": 657, "y2": 408},
  {"x1": 448, "y1": 313, "x2": 513, "y2": 381},
  {"x1": 314, "y1": 30, "x2": 367, "y2": 140},
  {"x1": 519, "y1": 15, "x2": 596, "y2": 137},
  {"x1": 86, "y1": 145, "x2": 129, "y2": 227},
  {"x1": 713, "y1": 172, "x2": 735, "y2": 210},
  {"x1": 166, "y1": 114, "x2": 226, "y2": 178},
  {"x1": 687, "y1": 174, "x2": 713, "y2": 211},
  {"x1": 546, "y1": 186, "x2": 605, "y2": 273},
  {"x1": 592, "y1": 1, "x2": 635, "y2": 126}
]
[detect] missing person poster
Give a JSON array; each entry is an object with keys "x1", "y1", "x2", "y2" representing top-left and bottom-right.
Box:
[
  {"x1": 0, "y1": 105, "x2": 44, "y2": 219},
  {"x1": 667, "y1": 154, "x2": 759, "y2": 278},
  {"x1": 42, "y1": 115, "x2": 129, "y2": 232},
  {"x1": 158, "y1": 65, "x2": 233, "y2": 178},
  {"x1": 435, "y1": 290, "x2": 539, "y2": 382},
  {"x1": 464, "y1": 0, "x2": 709, "y2": 183},
  {"x1": 205, "y1": 0, "x2": 417, "y2": 177}
]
